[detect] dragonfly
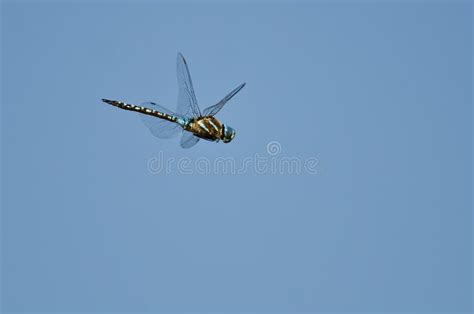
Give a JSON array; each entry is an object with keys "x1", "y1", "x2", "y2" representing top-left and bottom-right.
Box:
[{"x1": 102, "y1": 53, "x2": 246, "y2": 148}]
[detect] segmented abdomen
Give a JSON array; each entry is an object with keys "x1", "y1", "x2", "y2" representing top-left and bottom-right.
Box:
[{"x1": 102, "y1": 98, "x2": 177, "y2": 123}]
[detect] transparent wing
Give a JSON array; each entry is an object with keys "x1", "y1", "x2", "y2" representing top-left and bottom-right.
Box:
[
  {"x1": 180, "y1": 131, "x2": 200, "y2": 148},
  {"x1": 139, "y1": 102, "x2": 182, "y2": 139},
  {"x1": 203, "y1": 83, "x2": 246, "y2": 117},
  {"x1": 176, "y1": 53, "x2": 201, "y2": 118}
]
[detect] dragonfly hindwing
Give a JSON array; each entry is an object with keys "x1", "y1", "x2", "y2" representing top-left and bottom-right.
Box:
[
  {"x1": 180, "y1": 130, "x2": 200, "y2": 148},
  {"x1": 139, "y1": 102, "x2": 182, "y2": 139}
]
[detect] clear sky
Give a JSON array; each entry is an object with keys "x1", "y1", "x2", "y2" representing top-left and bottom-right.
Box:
[{"x1": 1, "y1": 1, "x2": 472, "y2": 313}]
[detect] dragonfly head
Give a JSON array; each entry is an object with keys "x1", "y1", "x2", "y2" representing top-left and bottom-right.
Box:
[{"x1": 221, "y1": 124, "x2": 236, "y2": 143}]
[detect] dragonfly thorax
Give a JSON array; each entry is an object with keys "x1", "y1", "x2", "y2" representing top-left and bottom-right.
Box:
[{"x1": 185, "y1": 116, "x2": 235, "y2": 143}]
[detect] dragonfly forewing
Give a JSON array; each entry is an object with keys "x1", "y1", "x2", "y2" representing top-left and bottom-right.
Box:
[
  {"x1": 203, "y1": 83, "x2": 246, "y2": 117},
  {"x1": 176, "y1": 52, "x2": 202, "y2": 118}
]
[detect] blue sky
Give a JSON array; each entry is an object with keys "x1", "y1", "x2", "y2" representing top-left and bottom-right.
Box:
[{"x1": 1, "y1": 1, "x2": 472, "y2": 313}]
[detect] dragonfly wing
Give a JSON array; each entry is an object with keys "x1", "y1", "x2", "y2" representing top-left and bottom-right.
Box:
[
  {"x1": 203, "y1": 83, "x2": 246, "y2": 117},
  {"x1": 176, "y1": 53, "x2": 202, "y2": 118},
  {"x1": 180, "y1": 131, "x2": 200, "y2": 148},
  {"x1": 139, "y1": 102, "x2": 182, "y2": 139}
]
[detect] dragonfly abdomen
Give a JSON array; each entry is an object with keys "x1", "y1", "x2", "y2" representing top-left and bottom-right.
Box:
[{"x1": 102, "y1": 99, "x2": 177, "y2": 124}]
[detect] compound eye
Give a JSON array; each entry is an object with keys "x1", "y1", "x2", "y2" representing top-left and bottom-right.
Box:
[{"x1": 221, "y1": 125, "x2": 226, "y2": 139}]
